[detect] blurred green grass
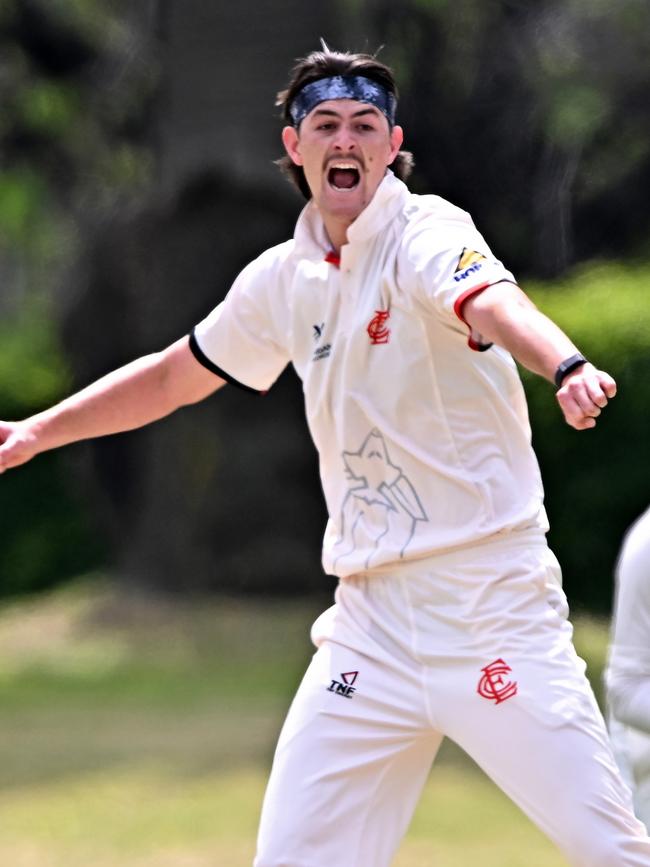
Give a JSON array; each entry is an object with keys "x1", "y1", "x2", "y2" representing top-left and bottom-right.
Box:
[{"x1": 0, "y1": 580, "x2": 609, "y2": 866}]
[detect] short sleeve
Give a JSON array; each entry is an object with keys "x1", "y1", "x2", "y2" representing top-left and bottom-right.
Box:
[
  {"x1": 399, "y1": 207, "x2": 517, "y2": 350},
  {"x1": 190, "y1": 250, "x2": 291, "y2": 392}
]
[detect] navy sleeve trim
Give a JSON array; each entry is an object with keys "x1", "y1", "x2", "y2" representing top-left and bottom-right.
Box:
[{"x1": 188, "y1": 330, "x2": 262, "y2": 394}]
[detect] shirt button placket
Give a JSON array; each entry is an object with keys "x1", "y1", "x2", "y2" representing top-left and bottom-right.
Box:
[{"x1": 338, "y1": 249, "x2": 355, "y2": 324}]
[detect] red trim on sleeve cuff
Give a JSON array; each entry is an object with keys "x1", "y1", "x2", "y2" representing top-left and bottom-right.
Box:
[
  {"x1": 453, "y1": 281, "x2": 490, "y2": 324},
  {"x1": 467, "y1": 335, "x2": 491, "y2": 352},
  {"x1": 452, "y1": 282, "x2": 493, "y2": 352}
]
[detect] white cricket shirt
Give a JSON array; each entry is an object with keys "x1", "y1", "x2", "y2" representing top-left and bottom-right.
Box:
[{"x1": 191, "y1": 171, "x2": 548, "y2": 577}]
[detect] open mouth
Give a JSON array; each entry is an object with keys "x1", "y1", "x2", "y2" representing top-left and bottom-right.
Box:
[{"x1": 327, "y1": 162, "x2": 361, "y2": 191}]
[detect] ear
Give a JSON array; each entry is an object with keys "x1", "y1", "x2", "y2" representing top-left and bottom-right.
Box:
[
  {"x1": 388, "y1": 124, "x2": 404, "y2": 164},
  {"x1": 282, "y1": 126, "x2": 303, "y2": 166}
]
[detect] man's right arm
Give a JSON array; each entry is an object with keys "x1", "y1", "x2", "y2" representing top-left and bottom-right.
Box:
[{"x1": 0, "y1": 336, "x2": 226, "y2": 473}]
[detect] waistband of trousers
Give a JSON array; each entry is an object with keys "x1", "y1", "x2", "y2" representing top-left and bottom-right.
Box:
[{"x1": 345, "y1": 525, "x2": 550, "y2": 581}]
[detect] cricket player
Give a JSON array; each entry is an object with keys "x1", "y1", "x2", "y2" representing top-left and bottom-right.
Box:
[
  {"x1": 607, "y1": 506, "x2": 650, "y2": 832},
  {"x1": 1, "y1": 48, "x2": 649, "y2": 866}
]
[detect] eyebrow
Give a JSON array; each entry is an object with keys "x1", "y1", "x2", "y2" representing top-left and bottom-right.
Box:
[{"x1": 311, "y1": 107, "x2": 381, "y2": 120}]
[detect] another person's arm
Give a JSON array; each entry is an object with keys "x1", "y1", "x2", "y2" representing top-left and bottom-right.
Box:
[
  {"x1": 0, "y1": 336, "x2": 225, "y2": 473},
  {"x1": 462, "y1": 282, "x2": 616, "y2": 431},
  {"x1": 606, "y1": 511, "x2": 650, "y2": 735},
  {"x1": 609, "y1": 673, "x2": 650, "y2": 736}
]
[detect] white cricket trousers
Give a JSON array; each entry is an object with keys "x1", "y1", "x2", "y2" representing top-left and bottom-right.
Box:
[{"x1": 254, "y1": 530, "x2": 650, "y2": 866}]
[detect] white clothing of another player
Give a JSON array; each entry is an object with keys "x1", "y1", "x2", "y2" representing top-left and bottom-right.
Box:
[
  {"x1": 0, "y1": 48, "x2": 649, "y2": 867},
  {"x1": 607, "y1": 506, "x2": 650, "y2": 832}
]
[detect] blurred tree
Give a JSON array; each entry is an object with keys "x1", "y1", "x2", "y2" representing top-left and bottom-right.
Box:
[
  {"x1": 523, "y1": 263, "x2": 650, "y2": 613},
  {"x1": 369, "y1": 0, "x2": 650, "y2": 276},
  {"x1": 0, "y1": 0, "x2": 157, "y2": 307},
  {"x1": 153, "y1": 0, "x2": 364, "y2": 196},
  {"x1": 0, "y1": 0, "x2": 158, "y2": 594}
]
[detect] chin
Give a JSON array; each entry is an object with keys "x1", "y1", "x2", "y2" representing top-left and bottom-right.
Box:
[{"x1": 320, "y1": 187, "x2": 366, "y2": 218}]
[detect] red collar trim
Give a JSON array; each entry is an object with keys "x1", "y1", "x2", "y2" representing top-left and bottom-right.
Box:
[{"x1": 324, "y1": 251, "x2": 340, "y2": 268}]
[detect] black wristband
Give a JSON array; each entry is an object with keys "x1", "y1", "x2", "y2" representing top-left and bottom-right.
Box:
[{"x1": 554, "y1": 353, "x2": 588, "y2": 389}]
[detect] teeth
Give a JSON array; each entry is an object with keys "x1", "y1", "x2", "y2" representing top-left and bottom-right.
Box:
[{"x1": 329, "y1": 161, "x2": 359, "y2": 170}]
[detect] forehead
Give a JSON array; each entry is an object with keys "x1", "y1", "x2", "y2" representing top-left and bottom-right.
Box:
[{"x1": 304, "y1": 99, "x2": 386, "y2": 123}]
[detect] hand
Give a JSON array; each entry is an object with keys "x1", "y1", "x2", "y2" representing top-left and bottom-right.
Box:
[
  {"x1": 555, "y1": 363, "x2": 617, "y2": 430},
  {"x1": 0, "y1": 421, "x2": 40, "y2": 473}
]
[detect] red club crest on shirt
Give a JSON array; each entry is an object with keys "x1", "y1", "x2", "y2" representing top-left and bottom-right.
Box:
[
  {"x1": 367, "y1": 309, "x2": 391, "y2": 345},
  {"x1": 477, "y1": 658, "x2": 518, "y2": 705}
]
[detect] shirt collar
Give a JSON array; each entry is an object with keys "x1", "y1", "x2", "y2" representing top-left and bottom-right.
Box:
[{"x1": 293, "y1": 170, "x2": 409, "y2": 259}]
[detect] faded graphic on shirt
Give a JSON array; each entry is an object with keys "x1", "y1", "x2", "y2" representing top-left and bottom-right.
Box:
[{"x1": 332, "y1": 429, "x2": 428, "y2": 570}]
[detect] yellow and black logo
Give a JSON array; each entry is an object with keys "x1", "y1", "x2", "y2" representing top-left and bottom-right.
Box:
[{"x1": 455, "y1": 248, "x2": 487, "y2": 272}]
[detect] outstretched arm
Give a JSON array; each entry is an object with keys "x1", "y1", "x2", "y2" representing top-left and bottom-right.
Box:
[
  {"x1": 0, "y1": 336, "x2": 226, "y2": 473},
  {"x1": 462, "y1": 282, "x2": 616, "y2": 431}
]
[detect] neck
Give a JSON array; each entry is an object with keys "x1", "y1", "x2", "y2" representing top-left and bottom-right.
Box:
[{"x1": 323, "y1": 215, "x2": 353, "y2": 255}]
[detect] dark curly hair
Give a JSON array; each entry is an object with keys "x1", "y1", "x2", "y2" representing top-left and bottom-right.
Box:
[{"x1": 275, "y1": 48, "x2": 414, "y2": 199}]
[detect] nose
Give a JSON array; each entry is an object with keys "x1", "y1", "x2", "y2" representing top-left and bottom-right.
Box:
[{"x1": 332, "y1": 126, "x2": 356, "y2": 151}]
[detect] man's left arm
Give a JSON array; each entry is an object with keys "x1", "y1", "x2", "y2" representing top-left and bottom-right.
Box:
[{"x1": 462, "y1": 282, "x2": 616, "y2": 431}]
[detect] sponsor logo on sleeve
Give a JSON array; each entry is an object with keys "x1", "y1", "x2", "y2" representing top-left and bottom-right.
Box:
[{"x1": 454, "y1": 248, "x2": 487, "y2": 283}]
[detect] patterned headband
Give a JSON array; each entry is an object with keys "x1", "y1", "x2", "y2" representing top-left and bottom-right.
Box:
[{"x1": 288, "y1": 75, "x2": 397, "y2": 127}]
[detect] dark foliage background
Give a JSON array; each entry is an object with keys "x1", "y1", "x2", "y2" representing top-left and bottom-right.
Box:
[{"x1": 1, "y1": 0, "x2": 649, "y2": 612}]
